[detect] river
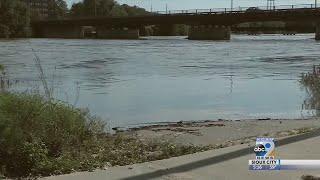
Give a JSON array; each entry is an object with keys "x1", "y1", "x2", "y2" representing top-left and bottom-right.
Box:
[{"x1": 0, "y1": 34, "x2": 319, "y2": 127}]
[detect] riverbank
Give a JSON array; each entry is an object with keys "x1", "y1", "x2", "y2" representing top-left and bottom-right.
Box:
[
  {"x1": 1, "y1": 86, "x2": 320, "y2": 178},
  {"x1": 0, "y1": 92, "x2": 214, "y2": 179},
  {"x1": 43, "y1": 118, "x2": 320, "y2": 180},
  {"x1": 122, "y1": 118, "x2": 320, "y2": 147},
  {"x1": 3, "y1": 91, "x2": 319, "y2": 179},
  {"x1": 44, "y1": 130, "x2": 320, "y2": 180}
]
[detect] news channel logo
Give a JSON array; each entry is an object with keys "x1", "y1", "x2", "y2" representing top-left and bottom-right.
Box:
[{"x1": 254, "y1": 138, "x2": 275, "y2": 159}]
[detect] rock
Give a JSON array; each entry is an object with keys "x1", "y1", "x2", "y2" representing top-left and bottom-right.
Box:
[
  {"x1": 258, "y1": 118, "x2": 271, "y2": 121},
  {"x1": 301, "y1": 175, "x2": 320, "y2": 180}
]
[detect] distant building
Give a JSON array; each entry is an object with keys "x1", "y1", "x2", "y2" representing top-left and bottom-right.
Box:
[{"x1": 22, "y1": 0, "x2": 53, "y2": 19}]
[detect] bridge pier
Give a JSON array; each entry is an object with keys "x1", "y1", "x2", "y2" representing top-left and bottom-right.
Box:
[
  {"x1": 316, "y1": 23, "x2": 320, "y2": 41},
  {"x1": 96, "y1": 27, "x2": 139, "y2": 39},
  {"x1": 139, "y1": 26, "x2": 154, "y2": 36},
  {"x1": 188, "y1": 25, "x2": 231, "y2": 40}
]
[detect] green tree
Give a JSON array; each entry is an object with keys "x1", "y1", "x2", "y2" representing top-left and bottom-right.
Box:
[
  {"x1": 83, "y1": 0, "x2": 96, "y2": 16},
  {"x1": 97, "y1": 0, "x2": 115, "y2": 16},
  {"x1": 70, "y1": 2, "x2": 85, "y2": 17},
  {"x1": 0, "y1": 0, "x2": 29, "y2": 38},
  {"x1": 70, "y1": 0, "x2": 149, "y2": 17},
  {"x1": 120, "y1": 4, "x2": 149, "y2": 16},
  {"x1": 48, "y1": 0, "x2": 68, "y2": 19},
  {"x1": 83, "y1": 0, "x2": 115, "y2": 16},
  {"x1": 110, "y1": 4, "x2": 128, "y2": 17}
]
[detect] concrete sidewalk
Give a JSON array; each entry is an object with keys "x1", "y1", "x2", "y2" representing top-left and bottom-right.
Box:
[{"x1": 45, "y1": 132, "x2": 320, "y2": 180}]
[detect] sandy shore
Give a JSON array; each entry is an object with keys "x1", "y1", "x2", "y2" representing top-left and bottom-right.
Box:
[
  {"x1": 121, "y1": 118, "x2": 320, "y2": 147},
  {"x1": 45, "y1": 130, "x2": 320, "y2": 180},
  {"x1": 43, "y1": 119, "x2": 320, "y2": 180}
]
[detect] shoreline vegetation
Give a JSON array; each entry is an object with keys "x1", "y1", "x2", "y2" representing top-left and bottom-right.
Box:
[
  {"x1": 0, "y1": 92, "x2": 213, "y2": 179},
  {"x1": 1, "y1": 92, "x2": 318, "y2": 179},
  {"x1": 0, "y1": 65, "x2": 212, "y2": 179}
]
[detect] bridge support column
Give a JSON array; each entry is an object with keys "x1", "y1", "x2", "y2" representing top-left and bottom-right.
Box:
[
  {"x1": 188, "y1": 25, "x2": 231, "y2": 40},
  {"x1": 139, "y1": 26, "x2": 154, "y2": 36},
  {"x1": 316, "y1": 23, "x2": 320, "y2": 41},
  {"x1": 96, "y1": 26, "x2": 139, "y2": 39}
]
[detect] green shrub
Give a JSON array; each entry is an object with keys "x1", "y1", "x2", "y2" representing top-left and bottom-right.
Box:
[
  {"x1": 0, "y1": 93, "x2": 211, "y2": 178},
  {"x1": 300, "y1": 66, "x2": 320, "y2": 110},
  {"x1": 0, "y1": 93, "x2": 105, "y2": 177}
]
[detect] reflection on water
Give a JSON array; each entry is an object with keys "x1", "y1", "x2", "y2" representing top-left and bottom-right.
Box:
[
  {"x1": 0, "y1": 34, "x2": 320, "y2": 127},
  {"x1": 301, "y1": 65, "x2": 320, "y2": 115}
]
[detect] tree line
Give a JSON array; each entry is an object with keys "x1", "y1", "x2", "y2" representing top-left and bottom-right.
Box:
[
  {"x1": 0, "y1": 0, "x2": 29, "y2": 38},
  {"x1": 0, "y1": 0, "x2": 149, "y2": 38},
  {"x1": 70, "y1": 0, "x2": 149, "y2": 17}
]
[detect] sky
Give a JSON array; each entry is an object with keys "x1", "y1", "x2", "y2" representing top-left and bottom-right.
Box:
[{"x1": 66, "y1": 0, "x2": 316, "y2": 11}]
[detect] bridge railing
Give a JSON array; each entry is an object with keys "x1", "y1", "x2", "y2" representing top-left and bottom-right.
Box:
[{"x1": 152, "y1": 3, "x2": 317, "y2": 15}]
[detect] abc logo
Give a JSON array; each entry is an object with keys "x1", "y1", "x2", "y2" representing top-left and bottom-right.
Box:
[{"x1": 254, "y1": 144, "x2": 266, "y2": 154}]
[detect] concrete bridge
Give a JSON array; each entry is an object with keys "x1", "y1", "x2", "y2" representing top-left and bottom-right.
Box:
[{"x1": 32, "y1": 4, "x2": 320, "y2": 40}]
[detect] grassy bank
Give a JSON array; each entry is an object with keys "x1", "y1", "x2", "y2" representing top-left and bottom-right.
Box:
[{"x1": 0, "y1": 92, "x2": 210, "y2": 178}]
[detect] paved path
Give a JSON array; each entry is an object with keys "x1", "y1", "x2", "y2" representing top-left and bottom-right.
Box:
[{"x1": 45, "y1": 131, "x2": 320, "y2": 180}]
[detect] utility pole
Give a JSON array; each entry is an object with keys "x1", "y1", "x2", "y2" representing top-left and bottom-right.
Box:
[
  {"x1": 267, "y1": 0, "x2": 275, "y2": 10},
  {"x1": 231, "y1": 0, "x2": 233, "y2": 11},
  {"x1": 315, "y1": 0, "x2": 318, "y2": 8},
  {"x1": 166, "y1": 3, "x2": 168, "y2": 14}
]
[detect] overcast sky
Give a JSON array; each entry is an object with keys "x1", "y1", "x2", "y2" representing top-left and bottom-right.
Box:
[{"x1": 66, "y1": 0, "x2": 316, "y2": 11}]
